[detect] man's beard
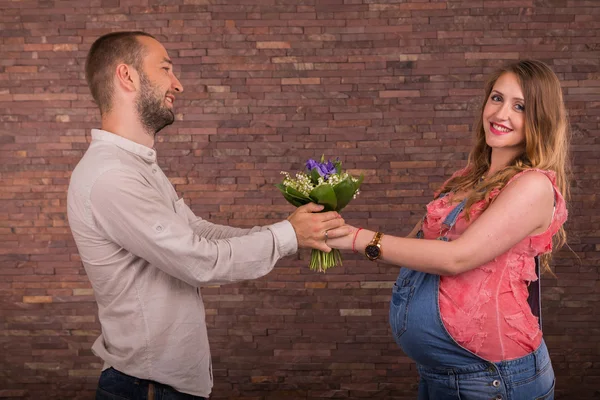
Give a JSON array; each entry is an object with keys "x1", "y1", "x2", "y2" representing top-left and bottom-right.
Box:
[{"x1": 136, "y1": 72, "x2": 174, "y2": 136}]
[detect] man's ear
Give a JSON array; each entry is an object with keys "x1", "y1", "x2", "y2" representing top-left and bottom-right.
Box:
[{"x1": 115, "y1": 63, "x2": 138, "y2": 93}]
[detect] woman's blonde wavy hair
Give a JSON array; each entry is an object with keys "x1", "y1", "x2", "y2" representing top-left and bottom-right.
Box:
[{"x1": 436, "y1": 60, "x2": 571, "y2": 273}]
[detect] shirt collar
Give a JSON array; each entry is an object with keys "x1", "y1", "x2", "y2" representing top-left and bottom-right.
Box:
[{"x1": 91, "y1": 129, "x2": 157, "y2": 163}]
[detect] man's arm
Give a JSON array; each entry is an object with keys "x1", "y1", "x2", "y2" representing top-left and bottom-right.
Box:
[
  {"x1": 91, "y1": 168, "x2": 345, "y2": 286},
  {"x1": 177, "y1": 198, "x2": 263, "y2": 239},
  {"x1": 177, "y1": 185, "x2": 348, "y2": 253},
  {"x1": 91, "y1": 169, "x2": 296, "y2": 286}
]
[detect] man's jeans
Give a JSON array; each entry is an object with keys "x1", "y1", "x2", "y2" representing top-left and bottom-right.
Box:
[{"x1": 96, "y1": 367, "x2": 207, "y2": 400}]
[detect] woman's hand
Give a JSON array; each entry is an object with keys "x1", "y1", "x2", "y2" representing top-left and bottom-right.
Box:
[{"x1": 325, "y1": 224, "x2": 359, "y2": 252}]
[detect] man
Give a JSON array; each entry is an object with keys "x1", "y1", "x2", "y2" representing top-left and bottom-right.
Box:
[{"x1": 67, "y1": 31, "x2": 347, "y2": 400}]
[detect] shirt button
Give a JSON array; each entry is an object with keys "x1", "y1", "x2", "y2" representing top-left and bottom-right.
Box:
[
  {"x1": 152, "y1": 169, "x2": 157, "y2": 173},
  {"x1": 492, "y1": 380, "x2": 501, "y2": 388},
  {"x1": 148, "y1": 151, "x2": 153, "y2": 156},
  {"x1": 494, "y1": 395, "x2": 502, "y2": 400},
  {"x1": 156, "y1": 225, "x2": 163, "y2": 232}
]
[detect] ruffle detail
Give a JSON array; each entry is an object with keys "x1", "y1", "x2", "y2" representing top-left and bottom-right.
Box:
[{"x1": 422, "y1": 195, "x2": 452, "y2": 238}]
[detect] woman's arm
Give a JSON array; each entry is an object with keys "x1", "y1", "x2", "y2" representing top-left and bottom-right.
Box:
[{"x1": 329, "y1": 171, "x2": 555, "y2": 276}]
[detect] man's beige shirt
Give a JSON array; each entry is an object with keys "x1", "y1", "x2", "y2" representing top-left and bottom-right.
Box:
[{"x1": 67, "y1": 129, "x2": 297, "y2": 397}]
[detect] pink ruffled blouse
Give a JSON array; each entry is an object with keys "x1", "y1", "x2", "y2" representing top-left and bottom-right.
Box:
[{"x1": 421, "y1": 168, "x2": 568, "y2": 362}]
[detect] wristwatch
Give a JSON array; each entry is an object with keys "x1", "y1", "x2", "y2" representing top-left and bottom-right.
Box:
[{"x1": 365, "y1": 231, "x2": 384, "y2": 261}]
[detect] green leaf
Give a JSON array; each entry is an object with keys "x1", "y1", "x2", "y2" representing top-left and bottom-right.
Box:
[
  {"x1": 354, "y1": 174, "x2": 364, "y2": 189},
  {"x1": 283, "y1": 194, "x2": 307, "y2": 207},
  {"x1": 309, "y1": 184, "x2": 337, "y2": 211},
  {"x1": 334, "y1": 160, "x2": 342, "y2": 175},
  {"x1": 333, "y1": 177, "x2": 358, "y2": 211},
  {"x1": 278, "y1": 184, "x2": 312, "y2": 201},
  {"x1": 276, "y1": 184, "x2": 312, "y2": 207},
  {"x1": 310, "y1": 168, "x2": 321, "y2": 185}
]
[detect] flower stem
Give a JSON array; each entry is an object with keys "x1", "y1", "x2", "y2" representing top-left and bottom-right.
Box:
[{"x1": 309, "y1": 249, "x2": 343, "y2": 273}]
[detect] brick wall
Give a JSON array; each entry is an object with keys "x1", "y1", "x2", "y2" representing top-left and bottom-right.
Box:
[{"x1": 1, "y1": 1, "x2": 599, "y2": 399}]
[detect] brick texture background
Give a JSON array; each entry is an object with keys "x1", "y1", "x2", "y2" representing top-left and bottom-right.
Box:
[{"x1": 1, "y1": 1, "x2": 599, "y2": 399}]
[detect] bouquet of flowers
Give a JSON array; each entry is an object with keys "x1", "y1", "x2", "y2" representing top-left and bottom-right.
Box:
[{"x1": 276, "y1": 156, "x2": 363, "y2": 272}]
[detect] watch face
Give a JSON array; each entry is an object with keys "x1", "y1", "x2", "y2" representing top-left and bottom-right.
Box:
[{"x1": 365, "y1": 245, "x2": 381, "y2": 260}]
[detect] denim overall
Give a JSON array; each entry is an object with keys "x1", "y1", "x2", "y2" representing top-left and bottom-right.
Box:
[{"x1": 390, "y1": 196, "x2": 555, "y2": 400}]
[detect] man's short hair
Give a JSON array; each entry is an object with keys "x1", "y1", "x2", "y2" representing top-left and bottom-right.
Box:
[{"x1": 85, "y1": 31, "x2": 155, "y2": 115}]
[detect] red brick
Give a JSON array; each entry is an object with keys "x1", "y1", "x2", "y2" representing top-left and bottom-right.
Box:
[
  {"x1": 256, "y1": 41, "x2": 291, "y2": 49},
  {"x1": 379, "y1": 90, "x2": 421, "y2": 98}
]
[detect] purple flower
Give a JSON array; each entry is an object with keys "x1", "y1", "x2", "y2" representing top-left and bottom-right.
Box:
[
  {"x1": 306, "y1": 158, "x2": 337, "y2": 179},
  {"x1": 306, "y1": 159, "x2": 320, "y2": 172}
]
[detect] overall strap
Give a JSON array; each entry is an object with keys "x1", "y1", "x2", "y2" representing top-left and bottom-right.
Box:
[
  {"x1": 437, "y1": 197, "x2": 468, "y2": 242},
  {"x1": 416, "y1": 194, "x2": 467, "y2": 241}
]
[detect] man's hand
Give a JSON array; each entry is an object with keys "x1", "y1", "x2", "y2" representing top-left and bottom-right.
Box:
[{"x1": 287, "y1": 203, "x2": 350, "y2": 252}]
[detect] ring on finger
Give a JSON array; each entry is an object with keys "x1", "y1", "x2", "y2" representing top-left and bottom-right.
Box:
[{"x1": 324, "y1": 230, "x2": 329, "y2": 241}]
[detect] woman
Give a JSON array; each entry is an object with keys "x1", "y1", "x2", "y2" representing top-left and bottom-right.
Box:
[{"x1": 327, "y1": 60, "x2": 569, "y2": 400}]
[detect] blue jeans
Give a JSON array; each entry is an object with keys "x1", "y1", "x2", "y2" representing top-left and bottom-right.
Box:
[
  {"x1": 416, "y1": 341, "x2": 555, "y2": 400},
  {"x1": 96, "y1": 368, "x2": 207, "y2": 400}
]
